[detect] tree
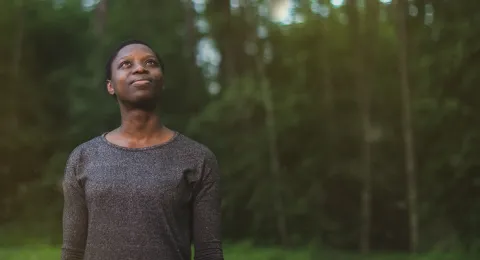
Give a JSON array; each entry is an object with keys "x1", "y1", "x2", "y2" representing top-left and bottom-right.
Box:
[
  {"x1": 346, "y1": 0, "x2": 374, "y2": 253},
  {"x1": 395, "y1": 0, "x2": 419, "y2": 253}
]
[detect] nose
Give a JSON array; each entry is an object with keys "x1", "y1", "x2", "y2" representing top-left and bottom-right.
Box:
[{"x1": 132, "y1": 62, "x2": 147, "y2": 74}]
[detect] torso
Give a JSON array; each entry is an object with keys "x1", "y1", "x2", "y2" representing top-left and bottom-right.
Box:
[{"x1": 72, "y1": 133, "x2": 213, "y2": 260}]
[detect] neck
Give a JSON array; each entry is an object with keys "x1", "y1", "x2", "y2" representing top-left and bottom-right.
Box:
[{"x1": 118, "y1": 105, "x2": 163, "y2": 139}]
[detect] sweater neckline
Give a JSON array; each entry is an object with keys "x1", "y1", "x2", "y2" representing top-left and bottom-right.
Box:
[{"x1": 100, "y1": 131, "x2": 180, "y2": 151}]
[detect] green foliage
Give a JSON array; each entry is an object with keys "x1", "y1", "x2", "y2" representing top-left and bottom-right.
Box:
[
  {"x1": 0, "y1": 0, "x2": 479, "y2": 256},
  {"x1": 0, "y1": 245, "x2": 478, "y2": 260}
]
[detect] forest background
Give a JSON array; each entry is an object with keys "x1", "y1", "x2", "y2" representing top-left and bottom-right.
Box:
[{"x1": 0, "y1": 0, "x2": 479, "y2": 259}]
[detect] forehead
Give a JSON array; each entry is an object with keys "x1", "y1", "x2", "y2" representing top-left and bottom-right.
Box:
[{"x1": 114, "y1": 44, "x2": 155, "y2": 62}]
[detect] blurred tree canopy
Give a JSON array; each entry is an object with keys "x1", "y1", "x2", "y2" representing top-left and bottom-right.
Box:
[{"x1": 0, "y1": 0, "x2": 479, "y2": 254}]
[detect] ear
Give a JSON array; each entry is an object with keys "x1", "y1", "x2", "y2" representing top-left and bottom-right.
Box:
[
  {"x1": 106, "y1": 80, "x2": 115, "y2": 95},
  {"x1": 160, "y1": 76, "x2": 166, "y2": 90}
]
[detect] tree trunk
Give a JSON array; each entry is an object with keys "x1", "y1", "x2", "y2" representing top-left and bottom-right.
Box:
[
  {"x1": 94, "y1": 0, "x2": 108, "y2": 36},
  {"x1": 209, "y1": 0, "x2": 234, "y2": 86},
  {"x1": 260, "y1": 66, "x2": 289, "y2": 247},
  {"x1": 320, "y1": 0, "x2": 335, "y2": 175},
  {"x1": 11, "y1": 0, "x2": 25, "y2": 131},
  {"x1": 183, "y1": 0, "x2": 196, "y2": 55},
  {"x1": 395, "y1": 0, "x2": 419, "y2": 253},
  {"x1": 182, "y1": 0, "x2": 199, "y2": 89},
  {"x1": 243, "y1": 2, "x2": 289, "y2": 246},
  {"x1": 256, "y1": 45, "x2": 289, "y2": 248},
  {"x1": 362, "y1": 0, "x2": 380, "y2": 252},
  {"x1": 13, "y1": 3, "x2": 24, "y2": 80},
  {"x1": 347, "y1": 0, "x2": 373, "y2": 253}
]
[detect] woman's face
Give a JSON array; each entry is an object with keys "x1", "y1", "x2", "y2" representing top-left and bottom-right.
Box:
[{"x1": 107, "y1": 44, "x2": 163, "y2": 106}]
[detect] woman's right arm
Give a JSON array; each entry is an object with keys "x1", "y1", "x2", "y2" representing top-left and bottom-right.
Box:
[{"x1": 61, "y1": 148, "x2": 88, "y2": 260}]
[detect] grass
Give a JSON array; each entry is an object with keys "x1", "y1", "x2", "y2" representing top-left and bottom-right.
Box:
[
  {"x1": 0, "y1": 243, "x2": 309, "y2": 260},
  {"x1": 0, "y1": 241, "x2": 311, "y2": 260},
  {"x1": 0, "y1": 223, "x2": 477, "y2": 260},
  {"x1": 0, "y1": 243, "x2": 478, "y2": 260},
  {"x1": 0, "y1": 246, "x2": 59, "y2": 260}
]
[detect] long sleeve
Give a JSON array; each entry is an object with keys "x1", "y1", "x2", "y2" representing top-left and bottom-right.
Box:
[
  {"x1": 192, "y1": 153, "x2": 224, "y2": 260},
  {"x1": 61, "y1": 149, "x2": 88, "y2": 260}
]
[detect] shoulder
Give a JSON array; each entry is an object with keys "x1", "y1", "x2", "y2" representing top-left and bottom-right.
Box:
[
  {"x1": 174, "y1": 133, "x2": 220, "y2": 181},
  {"x1": 175, "y1": 133, "x2": 217, "y2": 161},
  {"x1": 174, "y1": 133, "x2": 217, "y2": 164},
  {"x1": 65, "y1": 136, "x2": 104, "y2": 165}
]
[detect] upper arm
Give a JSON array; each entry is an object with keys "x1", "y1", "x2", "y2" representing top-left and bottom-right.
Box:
[
  {"x1": 192, "y1": 151, "x2": 224, "y2": 260},
  {"x1": 61, "y1": 148, "x2": 88, "y2": 260}
]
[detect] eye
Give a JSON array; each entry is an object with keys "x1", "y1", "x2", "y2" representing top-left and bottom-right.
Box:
[
  {"x1": 145, "y1": 59, "x2": 158, "y2": 66},
  {"x1": 119, "y1": 60, "x2": 132, "y2": 69}
]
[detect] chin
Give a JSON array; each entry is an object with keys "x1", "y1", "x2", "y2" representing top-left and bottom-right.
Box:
[{"x1": 121, "y1": 95, "x2": 160, "y2": 110}]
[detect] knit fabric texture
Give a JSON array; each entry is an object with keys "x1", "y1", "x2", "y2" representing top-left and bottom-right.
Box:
[{"x1": 61, "y1": 132, "x2": 224, "y2": 260}]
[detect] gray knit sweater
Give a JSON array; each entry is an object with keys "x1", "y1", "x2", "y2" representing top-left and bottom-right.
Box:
[{"x1": 61, "y1": 132, "x2": 224, "y2": 260}]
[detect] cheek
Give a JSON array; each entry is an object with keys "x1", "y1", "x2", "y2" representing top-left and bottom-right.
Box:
[
  {"x1": 112, "y1": 73, "x2": 128, "y2": 91},
  {"x1": 153, "y1": 71, "x2": 164, "y2": 84}
]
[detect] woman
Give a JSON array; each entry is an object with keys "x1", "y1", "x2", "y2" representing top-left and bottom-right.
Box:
[{"x1": 61, "y1": 40, "x2": 224, "y2": 260}]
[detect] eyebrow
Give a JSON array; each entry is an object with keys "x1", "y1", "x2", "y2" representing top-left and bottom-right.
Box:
[{"x1": 116, "y1": 53, "x2": 157, "y2": 62}]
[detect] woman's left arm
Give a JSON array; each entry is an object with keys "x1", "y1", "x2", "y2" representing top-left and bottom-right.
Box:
[{"x1": 192, "y1": 152, "x2": 224, "y2": 260}]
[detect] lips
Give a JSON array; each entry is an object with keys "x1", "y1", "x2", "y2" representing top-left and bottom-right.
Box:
[{"x1": 130, "y1": 79, "x2": 152, "y2": 86}]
